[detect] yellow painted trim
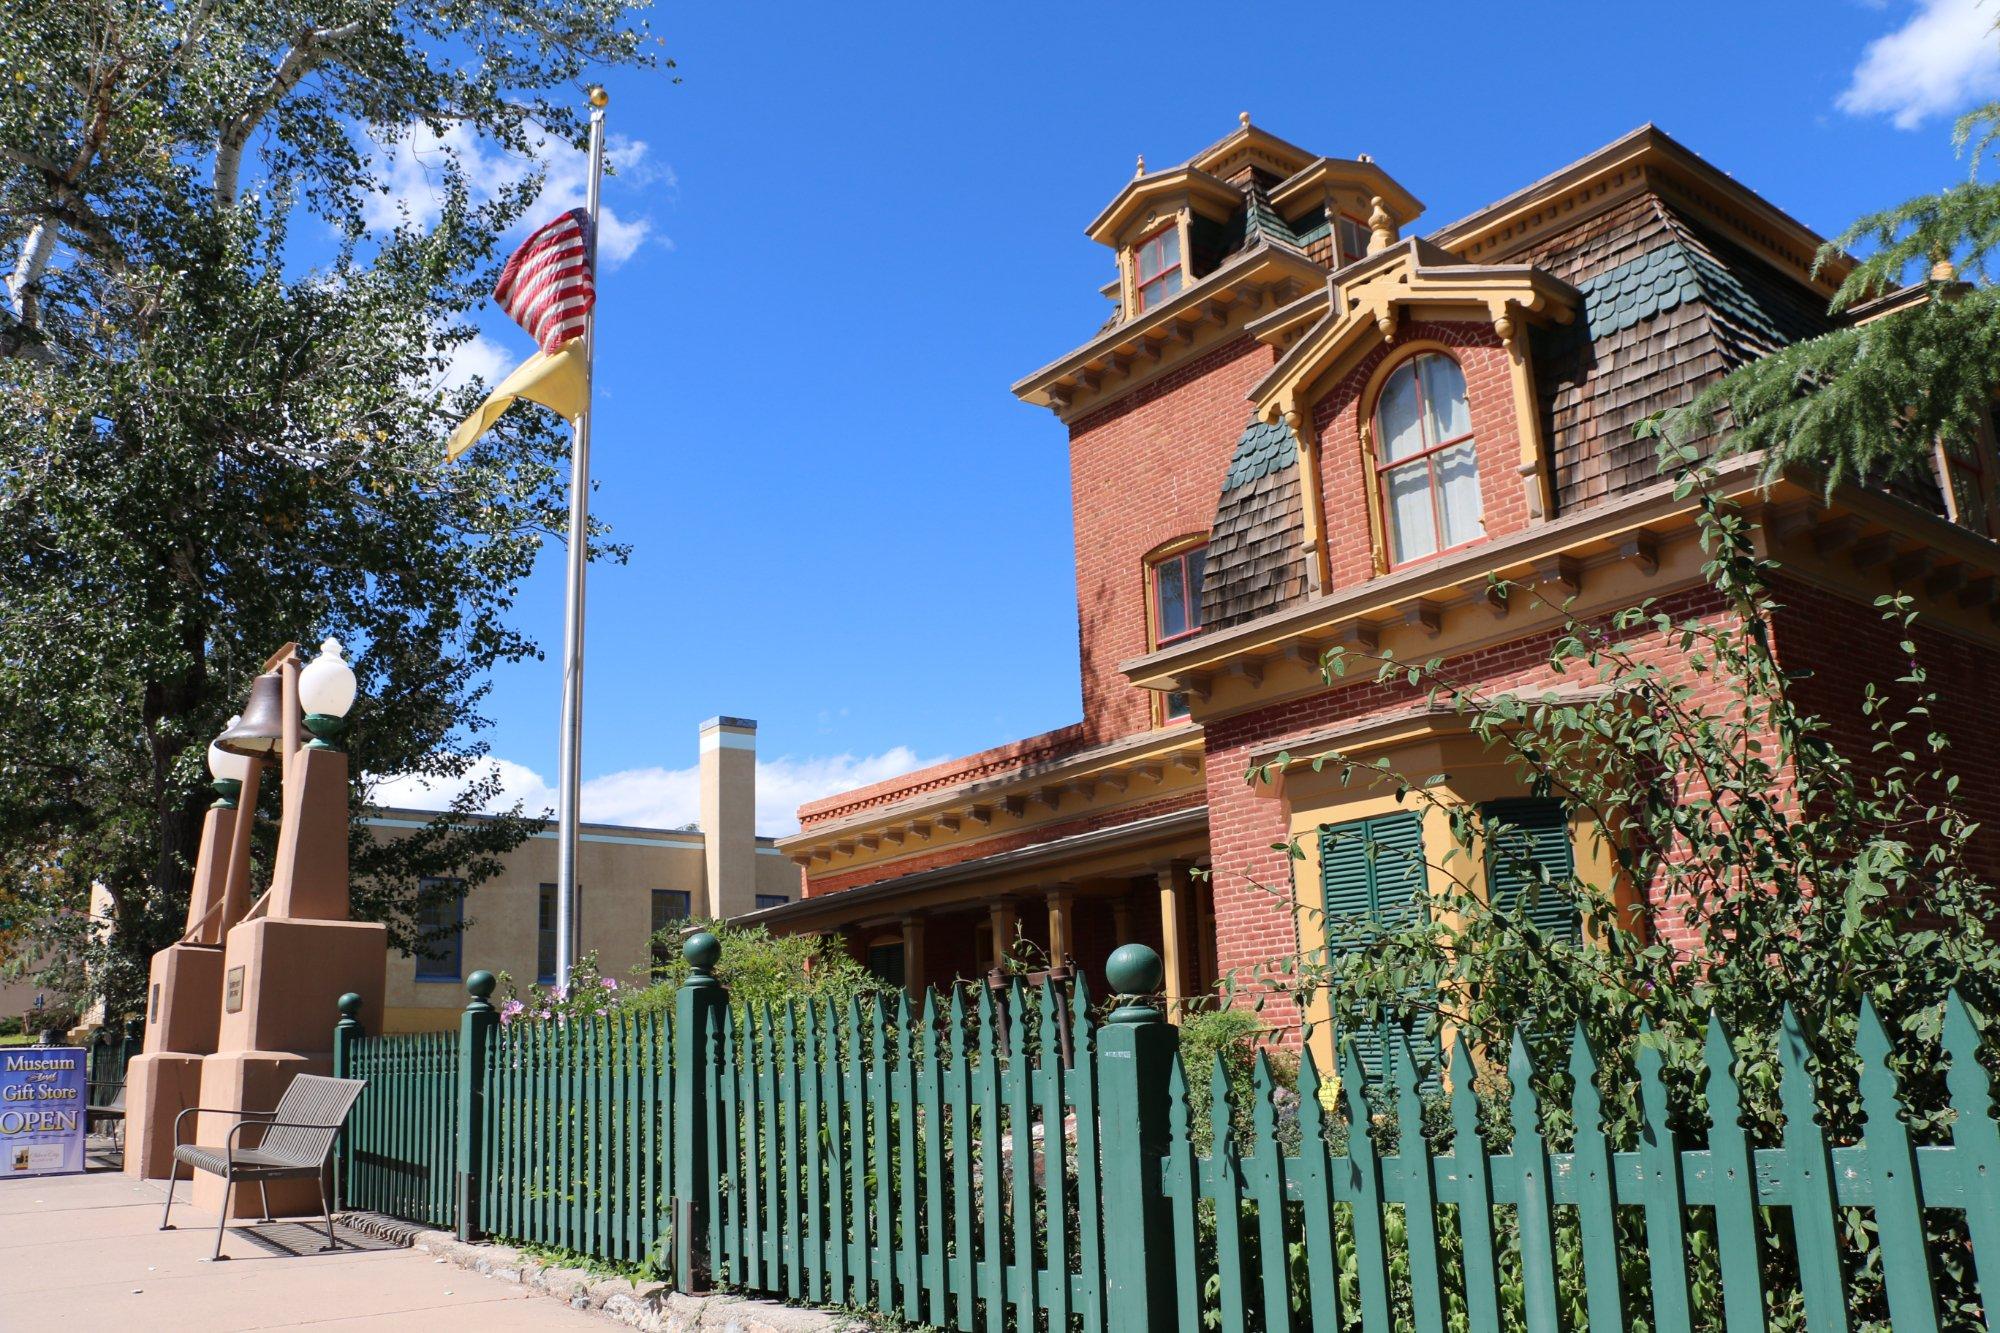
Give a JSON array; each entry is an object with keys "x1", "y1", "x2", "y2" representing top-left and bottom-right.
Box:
[
  {"x1": 1281, "y1": 405, "x2": 1332, "y2": 594},
  {"x1": 1499, "y1": 311, "x2": 1555, "y2": 522}
]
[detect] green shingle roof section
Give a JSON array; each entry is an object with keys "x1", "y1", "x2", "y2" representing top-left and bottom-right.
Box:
[
  {"x1": 1578, "y1": 235, "x2": 1787, "y2": 345},
  {"x1": 1222, "y1": 416, "x2": 1299, "y2": 492}
]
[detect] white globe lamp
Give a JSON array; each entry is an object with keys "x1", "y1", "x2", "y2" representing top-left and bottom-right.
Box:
[
  {"x1": 299, "y1": 638, "x2": 359, "y2": 750},
  {"x1": 207, "y1": 716, "x2": 255, "y2": 806}
]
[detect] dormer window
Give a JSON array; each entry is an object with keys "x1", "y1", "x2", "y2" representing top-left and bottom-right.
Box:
[
  {"x1": 1335, "y1": 215, "x2": 1369, "y2": 266},
  {"x1": 1375, "y1": 352, "x2": 1482, "y2": 565},
  {"x1": 1133, "y1": 227, "x2": 1184, "y2": 312}
]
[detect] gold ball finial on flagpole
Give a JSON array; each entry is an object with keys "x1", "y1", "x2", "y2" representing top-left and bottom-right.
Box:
[{"x1": 588, "y1": 85, "x2": 609, "y2": 108}]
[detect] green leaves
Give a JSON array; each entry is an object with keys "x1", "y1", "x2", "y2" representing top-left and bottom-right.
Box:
[{"x1": 0, "y1": 0, "x2": 662, "y2": 1012}]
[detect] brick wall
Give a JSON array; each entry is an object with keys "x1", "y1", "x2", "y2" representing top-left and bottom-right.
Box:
[
  {"x1": 1202, "y1": 583, "x2": 1742, "y2": 1028},
  {"x1": 1768, "y1": 574, "x2": 2000, "y2": 883},
  {"x1": 797, "y1": 723, "x2": 1087, "y2": 829},
  {"x1": 1312, "y1": 321, "x2": 1529, "y2": 590},
  {"x1": 1068, "y1": 335, "x2": 1279, "y2": 743}
]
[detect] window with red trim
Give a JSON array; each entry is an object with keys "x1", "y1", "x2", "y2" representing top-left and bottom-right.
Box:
[
  {"x1": 1151, "y1": 543, "x2": 1207, "y2": 720},
  {"x1": 1335, "y1": 215, "x2": 1369, "y2": 267},
  {"x1": 1373, "y1": 353, "x2": 1483, "y2": 566},
  {"x1": 1132, "y1": 227, "x2": 1183, "y2": 312}
]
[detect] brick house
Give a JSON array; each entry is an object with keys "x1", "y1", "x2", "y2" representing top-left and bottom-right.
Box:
[{"x1": 748, "y1": 118, "x2": 2000, "y2": 1051}]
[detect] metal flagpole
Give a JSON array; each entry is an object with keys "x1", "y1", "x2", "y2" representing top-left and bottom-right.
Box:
[{"x1": 555, "y1": 88, "x2": 608, "y2": 989}]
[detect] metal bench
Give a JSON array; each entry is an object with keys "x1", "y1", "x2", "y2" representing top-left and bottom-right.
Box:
[{"x1": 159, "y1": 1073, "x2": 365, "y2": 1261}]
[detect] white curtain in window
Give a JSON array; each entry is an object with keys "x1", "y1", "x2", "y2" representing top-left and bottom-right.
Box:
[
  {"x1": 1420, "y1": 356, "x2": 1471, "y2": 442},
  {"x1": 1437, "y1": 443, "x2": 1482, "y2": 549},
  {"x1": 1377, "y1": 364, "x2": 1426, "y2": 462},
  {"x1": 1386, "y1": 462, "x2": 1435, "y2": 563}
]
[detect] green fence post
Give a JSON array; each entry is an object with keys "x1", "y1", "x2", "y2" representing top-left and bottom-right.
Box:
[
  {"x1": 674, "y1": 931, "x2": 727, "y2": 1292},
  {"x1": 457, "y1": 970, "x2": 498, "y2": 1242},
  {"x1": 332, "y1": 992, "x2": 363, "y2": 1209},
  {"x1": 120, "y1": 1016, "x2": 143, "y2": 1073},
  {"x1": 1096, "y1": 943, "x2": 1179, "y2": 1332}
]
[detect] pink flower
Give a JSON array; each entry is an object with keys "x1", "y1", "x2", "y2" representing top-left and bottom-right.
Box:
[
  {"x1": 499, "y1": 999, "x2": 525, "y2": 1027},
  {"x1": 551, "y1": 985, "x2": 569, "y2": 1003},
  {"x1": 600, "y1": 977, "x2": 619, "y2": 991}
]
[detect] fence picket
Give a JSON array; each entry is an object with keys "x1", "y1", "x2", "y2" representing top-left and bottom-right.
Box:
[
  {"x1": 1292, "y1": 1046, "x2": 1342, "y2": 1333},
  {"x1": 803, "y1": 1001, "x2": 827, "y2": 1305},
  {"x1": 1247, "y1": 1052, "x2": 1290, "y2": 1333},
  {"x1": 1569, "y1": 1025, "x2": 1627, "y2": 1333},
  {"x1": 1005, "y1": 985, "x2": 1036, "y2": 1333},
  {"x1": 1780, "y1": 1005, "x2": 1852, "y2": 1333},
  {"x1": 1635, "y1": 1023, "x2": 1693, "y2": 1332},
  {"x1": 1163, "y1": 1055, "x2": 1203, "y2": 1331},
  {"x1": 1339, "y1": 1035, "x2": 1391, "y2": 1331},
  {"x1": 1945, "y1": 991, "x2": 2000, "y2": 1316},
  {"x1": 1393, "y1": 1032, "x2": 1445, "y2": 1333},
  {"x1": 1209, "y1": 1053, "x2": 1249, "y2": 1333},
  {"x1": 1449, "y1": 1033, "x2": 1502, "y2": 1330},
  {"x1": 1508, "y1": 1034, "x2": 1560, "y2": 1333},
  {"x1": 1856, "y1": 998, "x2": 1939, "y2": 1333},
  {"x1": 919, "y1": 993, "x2": 948, "y2": 1330},
  {"x1": 975, "y1": 986, "x2": 1003, "y2": 1333},
  {"x1": 822, "y1": 999, "x2": 851, "y2": 1307},
  {"x1": 946, "y1": 989, "x2": 976, "y2": 1332},
  {"x1": 1069, "y1": 979, "x2": 1106, "y2": 1333},
  {"x1": 1037, "y1": 982, "x2": 1071, "y2": 1332},
  {"x1": 895, "y1": 994, "x2": 920, "y2": 1321}
]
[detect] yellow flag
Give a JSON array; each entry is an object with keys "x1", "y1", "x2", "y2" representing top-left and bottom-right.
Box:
[{"x1": 446, "y1": 341, "x2": 588, "y2": 461}]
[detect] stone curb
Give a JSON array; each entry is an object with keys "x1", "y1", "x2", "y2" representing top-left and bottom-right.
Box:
[{"x1": 335, "y1": 1213, "x2": 867, "y2": 1332}]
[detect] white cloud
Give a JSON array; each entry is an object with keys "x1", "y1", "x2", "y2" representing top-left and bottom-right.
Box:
[
  {"x1": 370, "y1": 747, "x2": 946, "y2": 837},
  {"x1": 364, "y1": 123, "x2": 658, "y2": 268},
  {"x1": 438, "y1": 330, "x2": 513, "y2": 397},
  {"x1": 1840, "y1": 0, "x2": 2000, "y2": 128}
]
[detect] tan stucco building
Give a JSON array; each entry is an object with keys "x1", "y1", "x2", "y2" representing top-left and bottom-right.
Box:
[{"x1": 373, "y1": 716, "x2": 796, "y2": 1031}]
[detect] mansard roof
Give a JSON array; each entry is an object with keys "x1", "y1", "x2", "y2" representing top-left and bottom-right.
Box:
[{"x1": 1202, "y1": 417, "x2": 1308, "y2": 631}]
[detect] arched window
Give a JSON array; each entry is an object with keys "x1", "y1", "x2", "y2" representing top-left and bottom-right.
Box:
[{"x1": 1373, "y1": 353, "x2": 1481, "y2": 565}]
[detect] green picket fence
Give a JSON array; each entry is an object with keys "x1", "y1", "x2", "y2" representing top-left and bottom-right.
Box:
[
  {"x1": 329, "y1": 942, "x2": 2000, "y2": 1331},
  {"x1": 339, "y1": 1028, "x2": 460, "y2": 1228},
  {"x1": 1166, "y1": 996, "x2": 2000, "y2": 1333},
  {"x1": 480, "y1": 1010, "x2": 679, "y2": 1266},
  {"x1": 706, "y1": 981, "x2": 1107, "y2": 1328}
]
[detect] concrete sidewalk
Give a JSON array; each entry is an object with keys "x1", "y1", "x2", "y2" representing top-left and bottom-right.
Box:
[{"x1": 0, "y1": 1161, "x2": 605, "y2": 1330}]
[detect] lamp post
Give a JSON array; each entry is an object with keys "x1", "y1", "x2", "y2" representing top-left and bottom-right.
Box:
[{"x1": 298, "y1": 638, "x2": 358, "y2": 750}]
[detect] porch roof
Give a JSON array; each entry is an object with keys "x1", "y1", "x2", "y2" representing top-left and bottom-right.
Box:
[{"x1": 737, "y1": 804, "x2": 1208, "y2": 934}]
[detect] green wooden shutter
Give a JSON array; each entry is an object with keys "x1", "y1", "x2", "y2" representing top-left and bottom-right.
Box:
[
  {"x1": 1319, "y1": 811, "x2": 1432, "y2": 1085},
  {"x1": 1484, "y1": 798, "x2": 1580, "y2": 943}
]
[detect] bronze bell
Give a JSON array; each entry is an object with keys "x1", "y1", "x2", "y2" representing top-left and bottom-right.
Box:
[{"x1": 214, "y1": 673, "x2": 288, "y2": 756}]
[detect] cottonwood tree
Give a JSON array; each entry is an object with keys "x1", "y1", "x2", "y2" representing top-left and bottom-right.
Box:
[{"x1": 0, "y1": 1, "x2": 665, "y2": 1015}]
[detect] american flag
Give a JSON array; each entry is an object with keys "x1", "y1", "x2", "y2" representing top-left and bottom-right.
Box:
[{"x1": 493, "y1": 208, "x2": 596, "y2": 355}]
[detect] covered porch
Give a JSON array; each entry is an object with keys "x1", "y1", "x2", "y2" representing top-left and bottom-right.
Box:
[{"x1": 745, "y1": 805, "x2": 1219, "y2": 1018}]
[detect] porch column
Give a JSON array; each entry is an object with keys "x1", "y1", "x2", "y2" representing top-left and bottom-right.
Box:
[
  {"x1": 1046, "y1": 885, "x2": 1075, "y2": 968},
  {"x1": 1111, "y1": 896, "x2": 1133, "y2": 942},
  {"x1": 1193, "y1": 867, "x2": 1218, "y2": 994},
  {"x1": 1156, "y1": 863, "x2": 1189, "y2": 1025},
  {"x1": 900, "y1": 915, "x2": 925, "y2": 998},
  {"x1": 988, "y1": 899, "x2": 1018, "y2": 972}
]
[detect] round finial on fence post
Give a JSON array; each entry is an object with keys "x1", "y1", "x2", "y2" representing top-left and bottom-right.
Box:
[
  {"x1": 465, "y1": 970, "x2": 497, "y2": 1013},
  {"x1": 1106, "y1": 943, "x2": 1164, "y2": 1025},
  {"x1": 335, "y1": 991, "x2": 363, "y2": 1035},
  {"x1": 682, "y1": 930, "x2": 722, "y2": 988}
]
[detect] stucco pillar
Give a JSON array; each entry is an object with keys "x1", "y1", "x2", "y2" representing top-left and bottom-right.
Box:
[
  {"x1": 1046, "y1": 885, "x2": 1075, "y2": 967},
  {"x1": 987, "y1": 900, "x2": 1018, "y2": 972},
  {"x1": 1156, "y1": 864, "x2": 1188, "y2": 1025}
]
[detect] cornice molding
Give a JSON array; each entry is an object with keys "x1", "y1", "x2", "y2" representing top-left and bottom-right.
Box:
[{"x1": 1011, "y1": 246, "x2": 1325, "y2": 419}]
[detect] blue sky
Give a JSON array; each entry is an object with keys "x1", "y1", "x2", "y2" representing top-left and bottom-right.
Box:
[{"x1": 373, "y1": 0, "x2": 2000, "y2": 833}]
